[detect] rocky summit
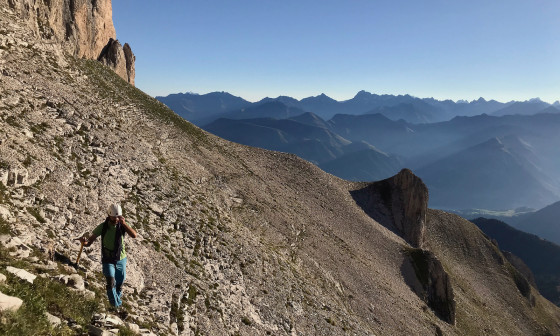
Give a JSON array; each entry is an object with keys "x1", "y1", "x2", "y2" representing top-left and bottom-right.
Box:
[{"x1": 1, "y1": 1, "x2": 560, "y2": 335}]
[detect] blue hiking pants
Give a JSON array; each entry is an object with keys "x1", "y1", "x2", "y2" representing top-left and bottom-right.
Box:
[{"x1": 102, "y1": 257, "x2": 127, "y2": 307}]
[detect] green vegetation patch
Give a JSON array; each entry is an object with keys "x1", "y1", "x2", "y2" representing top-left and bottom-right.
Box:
[
  {"x1": 30, "y1": 122, "x2": 49, "y2": 135},
  {"x1": 0, "y1": 160, "x2": 9, "y2": 170},
  {"x1": 0, "y1": 243, "x2": 99, "y2": 335},
  {"x1": 0, "y1": 274, "x2": 99, "y2": 335},
  {"x1": 0, "y1": 217, "x2": 11, "y2": 235},
  {"x1": 186, "y1": 284, "x2": 198, "y2": 305},
  {"x1": 0, "y1": 182, "x2": 9, "y2": 204}
]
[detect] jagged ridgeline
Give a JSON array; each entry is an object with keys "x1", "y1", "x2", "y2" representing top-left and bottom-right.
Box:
[{"x1": 1, "y1": 1, "x2": 560, "y2": 335}]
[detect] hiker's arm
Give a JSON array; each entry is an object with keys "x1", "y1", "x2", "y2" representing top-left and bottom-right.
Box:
[{"x1": 120, "y1": 217, "x2": 137, "y2": 238}]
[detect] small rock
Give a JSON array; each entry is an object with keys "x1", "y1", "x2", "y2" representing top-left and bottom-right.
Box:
[
  {"x1": 83, "y1": 289, "x2": 96, "y2": 299},
  {"x1": 126, "y1": 322, "x2": 140, "y2": 333},
  {"x1": 45, "y1": 204, "x2": 59, "y2": 213},
  {"x1": 0, "y1": 206, "x2": 12, "y2": 220},
  {"x1": 0, "y1": 291, "x2": 23, "y2": 311},
  {"x1": 22, "y1": 129, "x2": 33, "y2": 138},
  {"x1": 6, "y1": 266, "x2": 36, "y2": 284},
  {"x1": 2, "y1": 236, "x2": 22, "y2": 249},
  {"x1": 45, "y1": 312, "x2": 61, "y2": 326},
  {"x1": 105, "y1": 314, "x2": 124, "y2": 327},
  {"x1": 67, "y1": 274, "x2": 85, "y2": 291},
  {"x1": 149, "y1": 203, "x2": 164, "y2": 216},
  {"x1": 88, "y1": 324, "x2": 113, "y2": 336},
  {"x1": 0, "y1": 273, "x2": 6, "y2": 283}
]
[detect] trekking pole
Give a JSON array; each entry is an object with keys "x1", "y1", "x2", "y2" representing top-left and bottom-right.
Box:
[
  {"x1": 74, "y1": 236, "x2": 86, "y2": 265},
  {"x1": 76, "y1": 241, "x2": 85, "y2": 265}
]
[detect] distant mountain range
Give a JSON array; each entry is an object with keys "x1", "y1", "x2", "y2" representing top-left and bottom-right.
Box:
[
  {"x1": 157, "y1": 90, "x2": 559, "y2": 126},
  {"x1": 416, "y1": 136, "x2": 556, "y2": 210},
  {"x1": 503, "y1": 201, "x2": 560, "y2": 246},
  {"x1": 158, "y1": 91, "x2": 560, "y2": 212}
]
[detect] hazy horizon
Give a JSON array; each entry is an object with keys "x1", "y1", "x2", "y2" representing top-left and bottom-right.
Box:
[{"x1": 155, "y1": 90, "x2": 560, "y2": 105}]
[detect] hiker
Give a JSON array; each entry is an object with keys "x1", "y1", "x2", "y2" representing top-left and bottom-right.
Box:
[{"x1": 80, "y1": 204, "x2": 137, "y2": 314}]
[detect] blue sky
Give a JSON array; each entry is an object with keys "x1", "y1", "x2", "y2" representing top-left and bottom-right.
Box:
[{"x1": 113, "y1": 1, "x2": 560, "y2": 103}]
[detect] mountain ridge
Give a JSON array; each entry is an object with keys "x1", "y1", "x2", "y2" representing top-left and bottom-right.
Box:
[{"x1": 2, "y1": 2, "x2": 560, "y2": 335}]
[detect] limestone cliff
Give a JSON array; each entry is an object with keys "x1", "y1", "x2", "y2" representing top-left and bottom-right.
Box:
[
  {"x1": 3, "y1": 0, "x2": 134, "y2": 84},
  {"x1": 352, "y1": 168, "x2": 429, "y2": 248}
]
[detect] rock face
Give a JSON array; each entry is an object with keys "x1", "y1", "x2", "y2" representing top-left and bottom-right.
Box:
[
  {"x1": 403, "y1": 248, "x2": 456, "y2": 325},
  {"x1": 352, "y1": 168, "x2": 428, "y2": 248},
  {"x1": 98, "y1": 38, "x2": 135, "y2": 85},
  {"x1": 4, "y1": 0, "x2": 115, "y2": 58},
  {"x1": 3, "y1": 0, "x2": 135, "y2": 84},
  {"x1": 425, "y1": 251, "x2": 455, "y2": 323}
]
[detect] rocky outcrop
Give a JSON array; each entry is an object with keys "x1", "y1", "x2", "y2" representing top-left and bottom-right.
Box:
[
  {"x1": 352, "y1": 168, "x2": 428, "y2": 247},
  {"x1": 404, "y1": 248, "x2": 456, "y2": 324},
  {"x1": 355, "y1": 170, "x2": 453, "y2": 322},
  {"x1": 123, "y1": 43, "x2": 135, "y2": 85},
  {"x1": 4, "y1": 0, "x2": 135, "y2": 84},
  {"x1": 4, "y1": 0, "x2": 115, "y2": 59},
  {"x1": 98, "y1": 38, "x2": 135, "y2": 85}
]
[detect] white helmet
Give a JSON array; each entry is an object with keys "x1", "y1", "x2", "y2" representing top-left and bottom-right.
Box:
[{"x1": 107, "y1": 203, "x2": 122, "y2": 217}]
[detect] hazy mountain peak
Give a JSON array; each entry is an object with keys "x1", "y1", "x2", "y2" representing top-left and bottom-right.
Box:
[{"x1": 353, "y1": 90, "x2": 374, "y2": 99}]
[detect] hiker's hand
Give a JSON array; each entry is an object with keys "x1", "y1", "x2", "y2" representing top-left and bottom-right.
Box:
[{"x1": 79, "y1": 233, "x2": 90, "y2": 244}]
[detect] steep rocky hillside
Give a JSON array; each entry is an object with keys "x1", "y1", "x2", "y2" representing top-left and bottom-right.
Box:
[{"x1": 1, "y1": 2, "x2": 560, "y2": 335}]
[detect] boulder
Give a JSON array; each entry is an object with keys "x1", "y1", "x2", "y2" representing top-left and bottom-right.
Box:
[
  {"x1": 66, "y1": 274, "x2": 85, "y2": 291},
  {"x1": 46, "y1": 312, "x2": 62, "y2": 327},
  {"x1": 0, "y1": 291, "x2": 23, "y2": 312},
  {"x1": 6, "y1": 266, "x2": 36, "y2": 284}
]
